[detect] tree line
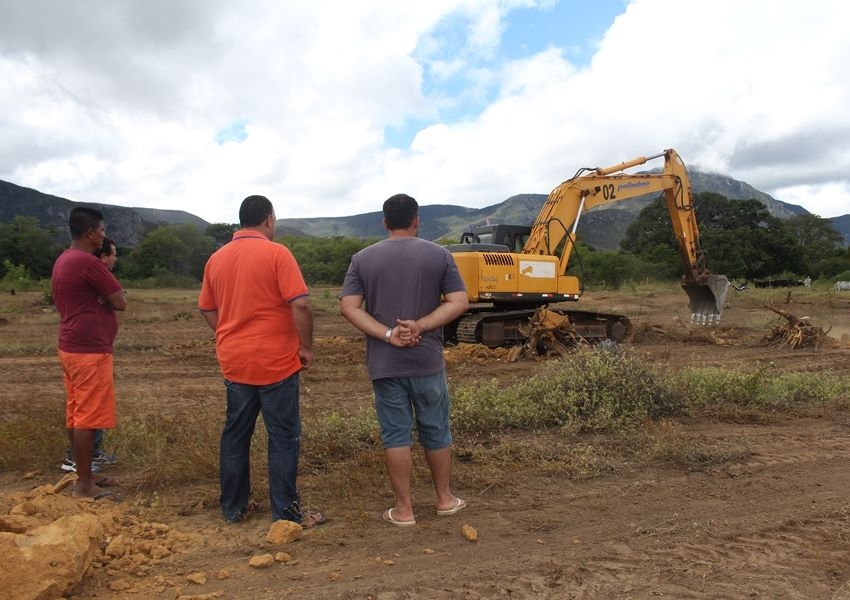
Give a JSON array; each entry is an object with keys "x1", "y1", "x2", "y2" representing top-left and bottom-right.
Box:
[
  {"x1": 1, "y1": 193, "x2": 847, "y2": 292},
  {"x1": 614, "y1": 193, "x2": 848, "y2": 287},
  {"x1": 0, "y1": 216, "x2": 377, "y2": 290}
]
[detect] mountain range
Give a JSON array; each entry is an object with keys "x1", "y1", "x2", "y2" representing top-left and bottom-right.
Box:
[
  {"x1": 0, "y1": 180, "x2": 208, "y2": 247},
  {"x1": 1, "y1": 172, "x2": 848, "y2": 250}
]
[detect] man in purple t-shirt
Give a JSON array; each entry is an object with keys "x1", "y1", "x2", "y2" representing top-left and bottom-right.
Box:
[
  {"x1": 340, "y1": 193, "x2": 469, "y2": 527},
  {"x1": 52, "y1": 207, "x2": 126, "y2": 500}
]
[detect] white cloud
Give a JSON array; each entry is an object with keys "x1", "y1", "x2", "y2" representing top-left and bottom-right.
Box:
[
  {"x1": 1, "y1": 0, "x2": 849, "y2": 225},
  {"x1": 774, "y1": 183, "x2": 850, "y2": 222}
]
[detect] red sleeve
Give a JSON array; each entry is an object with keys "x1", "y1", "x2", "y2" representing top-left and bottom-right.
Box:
[{"x1": 88, "y1": 259, "x2": 123, "y2": 297}]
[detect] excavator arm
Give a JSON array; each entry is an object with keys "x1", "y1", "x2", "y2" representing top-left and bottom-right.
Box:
[{"x1": 523, "y1": 149, "x2": 728, "y2": 323}]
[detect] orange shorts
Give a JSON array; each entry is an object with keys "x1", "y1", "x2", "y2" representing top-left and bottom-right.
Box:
[{"x1": 59, "y1": 350, "x2": 117, "y2": 430}]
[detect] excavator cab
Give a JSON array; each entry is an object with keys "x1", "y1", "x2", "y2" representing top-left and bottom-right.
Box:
[
  {"x1": 459, "y1": 225, "x2": 530, "y2": 253},
  {"x1": 683, "y1": 274, "x2": 730, "y2": 325}
]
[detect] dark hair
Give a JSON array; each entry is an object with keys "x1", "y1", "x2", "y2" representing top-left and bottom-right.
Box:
[
  {"x1": 94, "y1": 237, "x2": 116, "y2": 259},
  {"x1": 69, "y1": 206, "x2": 104, "y2": 239},
  {"x1": 239, "y1": 195, "x2": 273, "y2": 227},
  {"x1": 383, "y1": 194, "x2": 418, "y2": 230}
]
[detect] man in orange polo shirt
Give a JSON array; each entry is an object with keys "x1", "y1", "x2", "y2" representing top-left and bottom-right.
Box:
[{"x1": 199, "y1": 195, "x2": 325, "y2": 527}]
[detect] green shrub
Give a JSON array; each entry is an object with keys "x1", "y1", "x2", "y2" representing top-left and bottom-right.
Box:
[
  {"x1": 769, "y1": 373, "x2": 850, "y2": 408},
  {"x1": 452, "y1": 346, "x2": 682, "y2": 434},
  {"x1": 126, "y1": 271, "x2": 199, "y2": 289},
  {"x1": 553, "y1": 346, "x2": 682, "y2": 432},
  {"x1": 0, "y1": 262, "x2": 47, "y2": 293},
  {"x1": 672, "y1": 363, "x2": 850, "y2": 416}
]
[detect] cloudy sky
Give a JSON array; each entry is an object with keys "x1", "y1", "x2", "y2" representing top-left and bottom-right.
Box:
[{"x1": 1, "y1": 0, "x2": 848, "y2": 225}]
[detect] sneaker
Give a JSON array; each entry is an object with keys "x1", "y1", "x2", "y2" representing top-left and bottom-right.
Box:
[
  {"x1": 60, "y1": 459, "x2": 101, "y2": 473},
  {"x1": 92, "y1": 450, "x2": 118, "y2": 465}
]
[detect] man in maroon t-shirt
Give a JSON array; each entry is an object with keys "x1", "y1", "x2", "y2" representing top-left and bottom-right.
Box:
[
  {"x1": 60, "y1": 236, "x2": 121, "y2": 473},
  {"x1": 52, "y1": 207, "x2": 126, "y2": 500}
]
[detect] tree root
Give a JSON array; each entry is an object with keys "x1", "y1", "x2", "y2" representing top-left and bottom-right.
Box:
[{"x1": 762, "y1": 305, "x2": 830, "y2": 349}]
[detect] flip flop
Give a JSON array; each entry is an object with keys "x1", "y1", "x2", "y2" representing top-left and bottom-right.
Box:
[
  {"x1": 301, "y1": 511, "x2": 328, "y2": 529},
  {"x1": 436, "y1": 497, "x2": 467, "y2": 516},
  {"x1": 383, "y1": 508, "x2": 416, "y2": 527},
  {"x1": 95, "y1": 477, "x2": 119, "y2": 487}
]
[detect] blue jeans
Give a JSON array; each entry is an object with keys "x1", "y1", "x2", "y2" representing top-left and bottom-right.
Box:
[{"x1": 220, "y1": 374, "x2": 303, "y2": 523}]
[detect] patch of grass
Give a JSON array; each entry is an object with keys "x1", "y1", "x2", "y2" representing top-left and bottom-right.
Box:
[
  {"x1": 0, "y1": 406, "x2": 67, "y2": 471},
  {"x1": 310, "y1": 287, "x2": 343, "y2": 315},
  {"x1": 115, "y1": 404, "x2": 382, "y2": 498},
  {"x1": 674, "y1": 363, "x2": 850, "y2": 419},
  {"x1": 452, "y1": 346, "x2": 683, "y2": 434},
  {"x1": 630, "y1": 419, "x2": 752, "y2": 470},
  {"x1": 461, "y1": 434, "x2": 620, "y2": 481},
  {"x1": 301, "y1": 409, "x2": 380, "y2": 471},
  {"x1": 0, "y1": 340, "x2": 57, "y2": 356},
  {"x1": 114, "y1": 408, "x2": 221, "y2": 489}
]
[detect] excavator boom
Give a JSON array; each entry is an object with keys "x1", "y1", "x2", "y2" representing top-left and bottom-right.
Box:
[{"x1": 523, "y1": 149, "x2": 727, "y2": 324}]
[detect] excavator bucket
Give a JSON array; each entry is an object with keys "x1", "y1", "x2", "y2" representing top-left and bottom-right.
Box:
[{"x1": 683, "y1": 274, "x2": 730, "y2": 325}]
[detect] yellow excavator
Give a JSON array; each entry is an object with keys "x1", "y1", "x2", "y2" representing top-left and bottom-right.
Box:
[{"x1": 445, "y1": 148, "x2": 730, "y2": 347}]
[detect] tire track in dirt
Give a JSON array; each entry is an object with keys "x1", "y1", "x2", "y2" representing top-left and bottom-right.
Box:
[
  {"x1": 708, "y1": 423, "x2": 850, "y2": 475},
  {"x1": 529, "y1": 506, "x2": 850, "y2": 599},
  {"x1": 547, "y1": 421, "x2": 850, "y2": 598}
]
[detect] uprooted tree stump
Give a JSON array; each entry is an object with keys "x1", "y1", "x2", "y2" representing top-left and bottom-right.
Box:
[
  {"x1": 518, "y1": 308, "x2": 586, "y2": 357},
  {"x1": 762, "y1": 305, "x2": 830, "y2": 349}
]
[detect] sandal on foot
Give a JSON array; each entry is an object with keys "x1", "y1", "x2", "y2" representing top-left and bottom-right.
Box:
[
  {"x1": 436, "y1": 497, "x2": 467, "y2": 516},
  {"x1": 383, "y1": 508, "x2": 416, "y2": 527},
  {"x1": 301, "y1": 511, "x2": 327, "y2": 529}
]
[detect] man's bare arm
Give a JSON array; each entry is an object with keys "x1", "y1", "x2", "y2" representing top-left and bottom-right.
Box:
[
  {"x1": 199, "y1": 309, "x2": 218, "y2": 331},
  {"x1": 290, "y1": 295, "x2": 314, "y2": 369},
  {"x1": 403, "y1": 290, "x2": 468, "y2": 340},
  {"x1": 104, "y1": 289, "x2": 127, "y2": 311},
  {"x1": 339, "y1": 294, "x2": 406, "y2": 346}
]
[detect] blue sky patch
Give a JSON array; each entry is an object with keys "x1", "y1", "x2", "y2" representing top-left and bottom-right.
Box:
[
  {"x1": 215, "y1": 121, "x2": 248, "y2": 145},
  {"x1": 386, "y1": 0, "x2": 625, "y2": 149}
]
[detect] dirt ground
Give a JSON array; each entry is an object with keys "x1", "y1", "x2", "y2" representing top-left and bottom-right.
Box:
[{"x1": 3, "y1": 284, "x2": 850, "y2": 599}]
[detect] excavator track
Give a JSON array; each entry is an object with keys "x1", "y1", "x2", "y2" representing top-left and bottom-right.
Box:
[{"x1": 450, "y1": 308, "x2": 633, "y2": 348}]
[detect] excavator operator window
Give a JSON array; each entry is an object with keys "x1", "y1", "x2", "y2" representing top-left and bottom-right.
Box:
[{"x1": 506, "y1": 233, "x2": 529, "y2": 252}]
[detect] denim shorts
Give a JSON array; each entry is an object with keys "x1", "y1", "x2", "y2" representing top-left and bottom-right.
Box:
[{"x1": 372, "y1": 372, "x2": 452, "y2": 450}]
